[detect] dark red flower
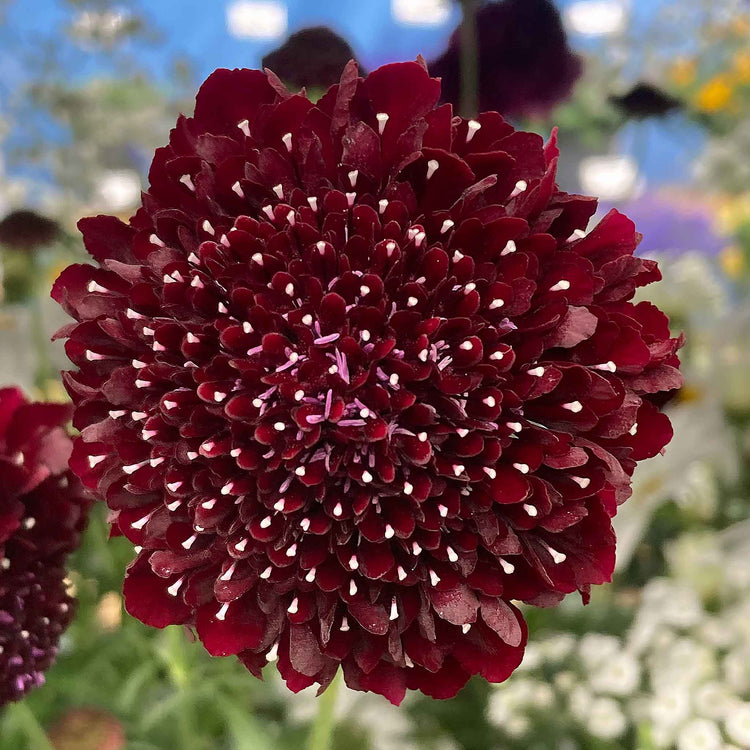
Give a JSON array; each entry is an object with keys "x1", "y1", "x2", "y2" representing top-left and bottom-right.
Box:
[
  {"x1": 52, "y1": 60, "x2": 681, "y2": 704},
  {"x1": 430, "y1": 0, "x2": 583, "y2": 117},
  {"x1": 0, "y1": 388, "x2": 90, "y2": 705},
  {"x1": 0, "y1": 210, "x2": 61, "y2": 253},
  {"x1": 262, "y1": 27, "x2": 365, "y2": 92},
  {"x1": 610, "y1": 83, "x2": 682, "y2": 120}
]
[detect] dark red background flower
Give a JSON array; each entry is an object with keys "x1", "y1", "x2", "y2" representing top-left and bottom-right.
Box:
[
  {"x1": 430, "y1": 0, "x2": 583, "y2": 117},
  {"x1": 53, "y1": 59, "x2": 681, "y2": 704},
  {"x1": 0, "y1": 388, "x2": 90, "y2": 705},
  {"x1": 0, "y1": 209, "x2": 61, "y2": 253},
  {"x1": 262, "y1": 26, "x2": 365, "y2": 93}
]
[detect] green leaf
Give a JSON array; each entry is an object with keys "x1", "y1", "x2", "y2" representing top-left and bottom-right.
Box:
[{"x1": 218, "y1": 697, "x2": 275, "y2": 750}]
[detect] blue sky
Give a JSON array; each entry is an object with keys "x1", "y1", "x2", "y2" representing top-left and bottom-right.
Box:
[
  {"x1": 1, "y1": 0, "x2": 671, "y2": 84},
  {"x1": 0, "y1": 0, "x2": 706, "y2": 189}
]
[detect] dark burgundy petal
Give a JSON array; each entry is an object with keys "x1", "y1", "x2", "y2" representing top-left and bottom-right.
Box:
[
  {"x1": 78, "y1": 215, "x2": 137, "y2": 264},
  {"x1": 430, "y1": 584, "x2": 479, "y2": 626},
  {"x1": 196, "y1": 597, "x2": 265, "y2": 656},
  {"x1": 122, "y1": 562, "x2": 191, "y2": 628}
]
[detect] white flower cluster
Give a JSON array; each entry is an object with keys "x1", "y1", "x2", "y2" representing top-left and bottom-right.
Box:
[
  {"x1": 697, "y1": 119, "x2": 750, "y2": 195},
  {"x1": 488, "y1": 541, "x2": 750, "y2": 749},
  {"x1": 628, "y1": 578, "x2": 750, "y2": 749}
]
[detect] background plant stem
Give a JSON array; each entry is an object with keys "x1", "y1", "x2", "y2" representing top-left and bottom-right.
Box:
[
  {"x1": 6, "y1": 701, "x2": 54, "y2": 749},
  {"x1": 164, "y1": 626, "x2": 200, "y2": 750},
  {"x1": 28, "y1": 255, "x2": 54, "y2": 393},
  {"x1": 306, "y1": 672, "x2": 341, "y2": 750},
  {"x1": 459, "y1": 0, "x2": 480, "y2": 117}
]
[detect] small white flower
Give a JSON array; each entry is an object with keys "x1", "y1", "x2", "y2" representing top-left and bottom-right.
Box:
[
  {"x1": 676, "y1": 718, "x2": 722, "y2": 750},
  {"x1": 723, "y1": 647, "x2": 750, "y2": 694},
  {"x1": 650, "y1": 722, "x2": 677, "y2": 748},
  {"x1": 531, "y1": 683, "x2": 555, "y2": 709},
  {"x1": 488, "y1": 678, "x2": 550, "y2": 726},
  {"x1": 694, "y1": 682, "x2": 738, "y2": 720},
  {"x1": 698, "y1": 617, "x2": 736, "y2": 649},
  {"x1": 641, "y1": 579, "x2": 705, "y2": 628},
  {"x1": 724, "y1": 702, "x2": 750, "y2": 747},
  {"x1": 579, "y1": 633, "x2": 621, "y2": 670},
  {"x1": 589, "y1": 651, "x2": 641, "y2": 696},
  {"x1": 586, "y1": 697, "x2": 628, "y2": 740},
  {"x1": 486, "y1": 690, "x2": 513, "y2": 724},
  {"x1": 504, "y1": 714, "x2": 530, "y2": 738},
  {"x1": 569, "y1": 685, "x2": 594, "y2": 721},
  {"x1": 554, "y1": 670, "x2": 577, "y2": 693},
  {"x1": 541, "y1": 633, "x2": 577, "y2": 663},
  {"x1": 650, "y1": 638, "x2": 716, "y2": 694},
  {"x1": 650, "y1": 687, "x2": 691, "y2": 729},
  {"x1": 627, "y1": 615, "x2": 663, "y2": 654},
  {"x1": 517, "y1": 643, "x2": 543, "y2": 671}
]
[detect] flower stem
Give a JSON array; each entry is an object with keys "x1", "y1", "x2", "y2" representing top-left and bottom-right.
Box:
[
  {"x1": 459, "y1": 0, "x2": 480, "y2": 117},
  {"x1": 164, "y1": 626, "x2": 200, "y2": 750},
  {"x1": 28, "y1": 255, "x2": 54, "y2": 392},
  {"x1": 6, "y1": 701, "x2": 54, "y2": 749},
  {"x1": 306, "y1": 672, "x2": 341, "y2": 750}
]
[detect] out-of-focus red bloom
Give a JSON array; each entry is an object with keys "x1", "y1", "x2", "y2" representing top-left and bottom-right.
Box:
[
  {"x1": 262, "y1": 26, "x2": 365, "y2": 92},
  {"x1": 53, "y1": 60, "x2": 681, "y2": 704},
  {"x1": 0, "y1": 210, "x2": 61, "y2": 252},
  {"x1": 47, "y1": 707, "x2": 126, "y2": 750},
  {"x1": 0, "y1": 388, "x2": 90, "y2": 706},
  {"x1": 430, "y1": 0, "x2": 583, "y2": 118}
]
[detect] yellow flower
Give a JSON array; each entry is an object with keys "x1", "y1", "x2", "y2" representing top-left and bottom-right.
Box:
[
  {"x1": 674, "y1": 383, "x2": 704, "y2": 405},
  {"x1": 694, "y1": 75, "x2": 734, "y2": 112},
  {"x1": 731, "y1": 14, "x2": 750, "y2": 38},
  {"x1": 33, "y1": 378, "x2": 70, "y2": 404},
  {"x1": 733, "y1": 50, "x2": 750, "y2": 83},
  {"x1": 720, "y1": 245, "x2": 745, "y2": 279},
  {"x1": 669, "y1": 57, "x2": 696, "y2": 87},
  {"x1": 96, "y1": 592, "x2": 123, "y2": 632},
  {"x1": 715, "y1": 193, "x2": 750, "y2": 232}
]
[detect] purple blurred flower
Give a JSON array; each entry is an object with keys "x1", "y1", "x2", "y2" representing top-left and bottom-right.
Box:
[
  {"x1": 429, "y1": 0, "x2": 582, "y2": 117},
  {"x1": 605, "y1": 194, "x2": 726, "y2": 257}
]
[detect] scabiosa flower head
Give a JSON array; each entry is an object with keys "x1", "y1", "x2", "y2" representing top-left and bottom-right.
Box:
[
  {"x1": 53, "y1": 59, "x2": 681, "y2": 704},
  {"x1": 430, "y1": 0, "x2": 583, "y2": 118},
  {"x1": 0, "y1": 388, "x2": 89, "y2": 705}
]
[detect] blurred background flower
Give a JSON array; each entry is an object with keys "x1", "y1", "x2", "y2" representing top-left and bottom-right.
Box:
[
  {"x1": 262, "y1": 26, "x2": 364, "y2": 96},
  {"x1": 0, "y1": 209, "x2": 60, "y2": 254},
  {"x1": 430, "y1": 0, "x2": 583, "y2": 117}
]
